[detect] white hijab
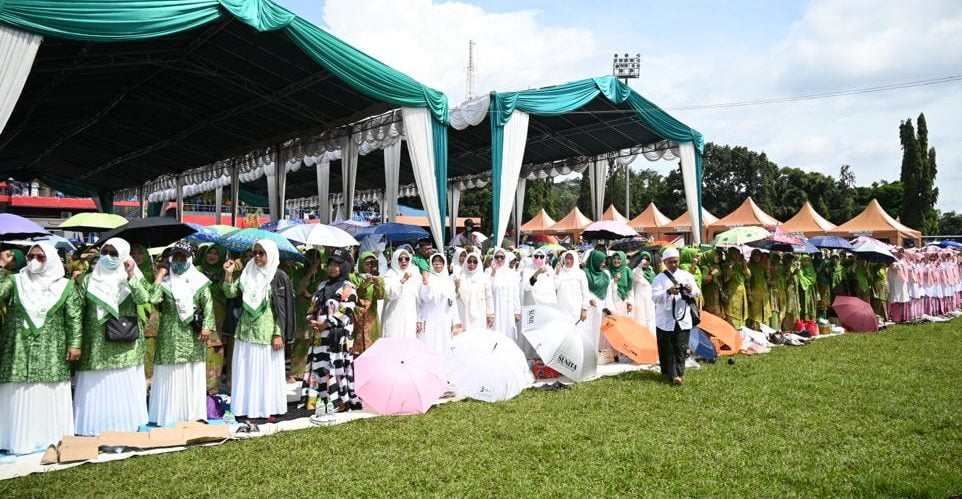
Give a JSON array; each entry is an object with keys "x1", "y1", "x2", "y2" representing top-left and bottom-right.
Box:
[
  {"x1": 238, "y1": 239, "x2": 279, "y2": 315},
  {"x1": 490, "y1": 249, "x2": 518, "y2": 283},
  {"x1": 450, "y1": 247, "x2": 466, "y2": 275},
  {"x1": 87, "y1": 237, "x2": 134, "y2": 320},
  {"x1": 390, "y1": 248, "x2": 417, "y2": 280},
  {"x1": 15, "y1": 242, "x2": 69, "y2": 329},
  {"x1": 460, "y1": 250, "x2": 485, "y2": 283},
  {"x1": 162, "y1": 255, "x2": 210, "y2": 322},
  {"x1": 557, "y1": 250, "x2": 582, "y2": 279},
  {"x1": 425, "y1": 252, "x2": 455, "y2": 298}
]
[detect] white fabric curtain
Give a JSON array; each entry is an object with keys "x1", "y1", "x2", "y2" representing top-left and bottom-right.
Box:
[
  {"x1": 383, "y1": 140, "x2": 402, "y2": 223},
  {"x1": 263, "y1": 160, "x2": 278, "y2": 221},
  {"x1": 316, "y1": 156, "x2": 331, "y2": 223},
  {"x1": 0, "y1": 25, "x2": 41, "y2": 135},
  {"x1": 678, "y1": 142, "x2": 701, "y2": 245},
  {"x1": 401, "y1": 107, "x2": 444, "y2": 248},
  {"x1": 513, "y1": 178, "x2": 527, "y2": 242},
  {"x1": 449, "y1": 185, "x2": 462, "y2": 240},
  {"x1": 340, "y1": 134, "x2": 359, "y2": 221},
  {"x1": 449, "y1": 95, "x2": 490, "y2": 130},
  {"x1": 494, "y1": 111, "x2": 530, "y2": 247},
  {"x1": 588, "y1": 158, "x2": 608, "y2": 220}
]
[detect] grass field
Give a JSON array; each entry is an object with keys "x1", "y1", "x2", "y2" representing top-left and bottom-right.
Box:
[{"x1": 4, "y1": 321, "x2": 961, "y2": 497}]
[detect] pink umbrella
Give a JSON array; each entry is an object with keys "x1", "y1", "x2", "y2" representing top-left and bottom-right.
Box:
[
  {"x1": 354, "y1": 338, "x2": 447, "y2": 415},
  {"x1": 832, "y1": 296, "x2": 878, "y2": 332},
  {"x1": 582, "y1": 220, "x2": 639, "y2": 240}
]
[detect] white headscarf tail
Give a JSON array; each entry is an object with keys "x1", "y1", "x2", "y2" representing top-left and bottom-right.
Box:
[{"x1": 15, "y1": 242, "x2": 68, "y2": 329}]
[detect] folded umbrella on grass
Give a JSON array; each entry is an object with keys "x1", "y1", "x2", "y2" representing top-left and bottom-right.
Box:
[
  {"x1": 600, "y1": 315, "x2": 659, "y2": 365},
  {"x1": 695, "y1": 311, "x2": 742, "y2": 356},
  {"x1": 521, "y1": 305, "x2": 597, "y2": 382},
  {"x1": 832, "y1": 296, "x2": 878, "y2": 332},
  {"x1": 354, "y1": 338, "x2": 447, "y2": 415},
  {"x1": 446, "y1": 329, "x2": 533, "y2": 403}
]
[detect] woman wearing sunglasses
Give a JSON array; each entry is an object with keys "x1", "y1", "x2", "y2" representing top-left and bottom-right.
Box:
[
  {"x1": 74, "y1": 238, "x2": 151, "y2": 436},
  {"x1": 521, "y1": 248, "x2": 558, "y2": 307},
  {"x1": 0, "y1": 242, "x2": 81, "y2": 454},
  {"x1": 418, "y1": 253, "x2": 461, "y2": 354},
  {"x1": 382, "y1": 248, "x2": 420, "y2": 339},
  {"x1": 455, "y1": 251, "x2": 494, "y2": 331},
  {"x1": 222, "y1": 239, "x2": 294, "y2": 421},
  {"x1": 489, "y1": 249, "x2": 521, "y2": 342}
]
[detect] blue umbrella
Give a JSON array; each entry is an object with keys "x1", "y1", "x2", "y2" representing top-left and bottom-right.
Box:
[
  {"x1": 362, "y1": 223, "x2": 429, "y2": 243},
  {"x1": 809, "y1": 235, "x2": 854, "y2": 251},
  {"x1": 750, "y1": 238, "x2": 820, "y2": 254},
  {"x1": 42, "y1": 234, "x2": 77, "y2": 252},
  {"x1": 259, "y1": 219, "x2": 305, "y2": 233},
  {"x1": 934, "y1": 240, "x2": 962, "y2": 250},
  {"x1": 217, "y1": 228, "x2": 304, "y2": 261},
  {"x1": 186, "y1": 223, "x2": 222, "y2": 244}
]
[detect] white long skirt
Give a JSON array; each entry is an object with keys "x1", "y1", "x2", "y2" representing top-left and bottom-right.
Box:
[
  {"x1": 149, "y1": 362, "x2": 207, "y2": 426},
  {"x1": 231, "y1": 340, "x2": 287, "y2": 418},
  {"x1": 74, "y1": 365, "x2": 148, "y2": 436},
  {"x1": 0, "y1": 381, "x2": 73, "y2": 455}
]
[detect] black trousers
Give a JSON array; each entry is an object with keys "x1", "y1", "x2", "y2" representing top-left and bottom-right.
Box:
[{"x1": 656, "y1": 324, "x2": 691, "y2": 379}]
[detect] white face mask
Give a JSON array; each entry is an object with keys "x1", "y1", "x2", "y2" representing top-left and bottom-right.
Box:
[{"x1": 26, "y1": 259, "x2": 44, "y2": 274}]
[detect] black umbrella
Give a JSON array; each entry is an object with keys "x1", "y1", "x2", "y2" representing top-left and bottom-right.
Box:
[{"x1": 97, "y1": 217, "x2": 197, "y2": 248}]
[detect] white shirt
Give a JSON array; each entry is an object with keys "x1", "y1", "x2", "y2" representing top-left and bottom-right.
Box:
[{"x1": 650, "y1": 268, "x2": 701, "y2": 331}]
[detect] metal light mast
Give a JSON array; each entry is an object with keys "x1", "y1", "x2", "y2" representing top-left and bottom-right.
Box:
[
  {"x1": 613, "y1": 53, "x2": 641, "y2": 218},
  {"x1": 465, "y1": 40, "x2": 478, "y2": 101}
]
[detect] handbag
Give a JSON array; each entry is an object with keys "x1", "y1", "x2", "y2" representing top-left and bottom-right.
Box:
[
  {"x1": 105, "y1": 315, "x2": 140, "y2": 343},
  {"x1": 662, "y1": 270, "x2": 701, "y2": 327},
  {"x1": 190, "y1": 309, "x2": 205, "y2": 334}
]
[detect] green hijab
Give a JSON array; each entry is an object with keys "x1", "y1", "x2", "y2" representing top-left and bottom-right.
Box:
[
  {"x1": 130, "y1": 243, "x2": 154, "y2": 282},
  {"x1": 798, "y1": 255, "x2": 817, "y2": 291},
  {"x1": 584, "y1": 250, "x2": 611, "y2": 300},
  {"x1": 679, "y1": 247, "x2": 702, "y2": 287},
  {"x1": 9, "y1": 249, "x2": 26, "y2": 272},
  {"x1": 609, "y1": 250, "x2": 632, "y2": 300},
  {"x1": 197, "y1": 243, "x2": 227, "y2": 281},
  {"x1": 638, "y1": 251, "x2": 656, "y2": 283}
]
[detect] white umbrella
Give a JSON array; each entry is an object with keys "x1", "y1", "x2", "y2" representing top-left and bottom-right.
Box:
[
  {"x1": 446, "y1": 329, "x2": 533, "y2": 403},
  {"x1": 521, "y1": 305, "x2": 597, "y2": 382},
  {"x1": 279, "y1": 223, "x2": 359, "y2": 248}
]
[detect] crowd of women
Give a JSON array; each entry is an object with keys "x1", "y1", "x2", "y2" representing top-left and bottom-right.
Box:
[{"x1": 0, "y1": 231, "x2": 959, "y2": 456}]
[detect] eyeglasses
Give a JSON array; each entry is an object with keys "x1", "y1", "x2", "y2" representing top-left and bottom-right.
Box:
[
  {"x1": 26, "y1": 253, "x2": 46, "y2": 262},
  {"x1": 533, "y1": 255, "x2": 545, "y2": 260},
  {"x1": 494, "y1": 255, "x2": 505, "y2": 260},
  {"x1": 398, "y1": 257, "x2": 410, "y2": 262},
  {"x1": 253, "y1": 250, "x2": 267, "y2": 257},
  {"x1": 101, "y1": 249, "x2": 119, "y2": 258}
]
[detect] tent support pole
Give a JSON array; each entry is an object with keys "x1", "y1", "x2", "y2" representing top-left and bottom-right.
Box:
[
  {"x1": 139, "y1": 184, "x2": 147, "y2": 218},
  {"x1": 215, "y1": 185, "x2": 223, "y2": 224},
  {"x1": 230, "y1": 163, "x2": 240, "y2": 227},
  {"x1": 175, "y1": 174, "x2": 184, "y2": 223}
]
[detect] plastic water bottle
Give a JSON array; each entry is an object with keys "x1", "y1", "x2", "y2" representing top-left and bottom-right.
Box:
[
  {"x1": 325, "y1": 400, "x2": 336, "y2": 424},
  {"x1": 223, "y1": 411, "x2": 236, "y2": 426}
]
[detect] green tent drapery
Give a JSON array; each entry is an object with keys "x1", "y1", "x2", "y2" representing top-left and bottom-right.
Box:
[
  {"x1": 488, "y1": 75, "x2": 705, "y2": 243},
  {"x1": 0, "y1": 0, "x2": 448, "y2": 227}
]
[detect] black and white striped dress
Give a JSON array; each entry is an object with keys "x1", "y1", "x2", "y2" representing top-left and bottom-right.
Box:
[{"x1": 301, "y1": 280, "x2": 360, "y2": 411}]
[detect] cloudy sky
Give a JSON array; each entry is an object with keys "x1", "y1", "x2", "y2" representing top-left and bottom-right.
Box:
[{"x1": 276, "y1": 0, "x2": 962, "y2": 212}]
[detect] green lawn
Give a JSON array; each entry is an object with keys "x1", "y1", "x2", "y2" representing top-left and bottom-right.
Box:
[{"x1": 4, "y1": 322, "x2": 962, "y2": 497}]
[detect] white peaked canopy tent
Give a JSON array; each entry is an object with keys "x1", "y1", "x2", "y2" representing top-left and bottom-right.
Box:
[{"x1": 449, "y1": 76, "x2": 705, "y2": 247}]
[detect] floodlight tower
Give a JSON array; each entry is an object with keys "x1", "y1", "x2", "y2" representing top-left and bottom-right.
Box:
[
  {"x1": 465, "y1": 40, "x2": 478, "y2": 101},
  {"x1": 612, "y1": 53, "x2": 641, "y2": 218}
]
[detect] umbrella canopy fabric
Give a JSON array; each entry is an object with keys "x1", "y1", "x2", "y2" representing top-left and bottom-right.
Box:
[
  {"x1": 279, "y1": 224, "x2": 359, "y2": 248},
  {"x1": 713, "y1": 226, "x2": 771, "y2": 246},
  {"x1": 207, "y1": 224, "x2": 239, "y2": 235},
  {"x1": 59, "y1": 212, "x2": 128, "y2": 232},
  {"x1": 40, "y1": 234, "x2": 77, "y2": 252},
  {"x1": 809, "y1": 235, "x2": 854, "y2": 251},
  {"x1": 832, "y1": 296, "x2": 878, "y2": 332},
  {"x1": 600, "y1": 315, "x2": 659, "y2": 364},
  {"x1": 688, "y1": 328, "x2": 718, "y2": 361},
  {"x1": 853, "y1": 240, "x2": 897, "y2": 264},
  {"x1": 696, "y1": 311, "x2": 742, "y2": 356},
  {"x1": 361, "y1": 223, "x2": 430, "y2": 243},
  {"x1": 521, "y1": 305, "x2": 597, "y2": 382},
  {"x1": 97, "y1": 217, "x2": 197, "y2": 248},
  {"x1": 354, "y1": 338, "x2": 447, "y2": 415},
  {"x1": 610, "y1": 237, "x2": 648, "y2": 252},
  {"x1": 186, "y1": 223, "x2": 223, "y2": 244},
  {"x1": 582, "y1": 220, "x2": 639, "y2": 241},
  {"x1": 445, "y1": 329, "x2": 533, "y2": 403},
  {"x1": 0, "y1": 213, "x2": 49, "y2": 240},
  {"x1": 332, "y1": 219, "x2": 372, "y2": 236},
  {"x1": 217, "y1": 228, "x2": 305, "y2": 260},
  {"x1": 259, "y1": 219, "x2": 306, "y2": 233}
]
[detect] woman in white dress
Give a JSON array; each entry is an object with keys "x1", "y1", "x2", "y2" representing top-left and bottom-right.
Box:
[
  {"x1": 418, "y1": 253, "x2": 461, "y2": 354},
  {"x1": 456, "y1": 251, "x2": 494, "y2": 331},
  {"x1": 521, "y1": 248, "x2": 557, "y2": 306},
  {"x1": 382, "y1": 248, "x2": 420, "y2": 338},
  {"x1": 554, "y1": 250, "x2": 589, "y2": 324},
  {"x1": 450, "y1": 247, "x2": 467, "y2": 276},
  {"x1": 631, "y1": 255, "x2": 657, "y2": 335},
  {"x1": 489, "y1": 249, "x2": 521, "y2": 342}
]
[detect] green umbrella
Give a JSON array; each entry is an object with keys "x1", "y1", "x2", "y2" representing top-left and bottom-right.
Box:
[
  {"x1": 58, "y1": 212, "x2": 128, "y2": 232},
  {"x1": 207, "y1": 224, "x2": 238, "y2": 235},
  {"x1": 712, "y1": 226, "x2": 771, "y2": 246}
]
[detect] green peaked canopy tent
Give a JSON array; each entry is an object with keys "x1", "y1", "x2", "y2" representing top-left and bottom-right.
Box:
[
  {"x1": 0, "y1": 0, "x2": 451, "y2": 245},
  {"x1": 448, "y1": 75, "x2": 705, "y2": 246}
]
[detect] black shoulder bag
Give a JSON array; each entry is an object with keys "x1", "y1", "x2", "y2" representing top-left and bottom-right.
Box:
[
  {"x1": 105, "y1": 315, "x2": 140, "y2": 343},
  {"x1": 662, "y1": 270, "x2": 701, "y2": 328}
]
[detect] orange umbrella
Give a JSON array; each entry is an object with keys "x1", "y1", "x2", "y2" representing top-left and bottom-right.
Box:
[
  {"x1": 600, "y1": 315, "x2": 659, "y2": 364},
  {"x1": 697, "y1": 311, "x2": 741, "y2": 356}
]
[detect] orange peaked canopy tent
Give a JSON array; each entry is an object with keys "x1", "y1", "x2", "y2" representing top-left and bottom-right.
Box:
[
  {"x1": 827, "y1": 199, "x2": 922, "y2": 247},
  {"x1": 662, "y1": 207, "x2": 719, "y2": 243},
  {"x1": 628, "y1": 202, "x2": 672, "y2": 235},
  {"x1": 707, "y1": 197, "x2": 781, "y2": 239},
  {"x1": 600, "y1": 205, "x2": 628, "y2": 223},
  {"x1": 520, "y1": 209, "x2": 557, "y2": 235},
  {"x1": 549, "y1": 206, "x2": 593, "y2": 236},
  {"x1": 781, "y1": 201, "x2": 836, "y2": 238}
]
